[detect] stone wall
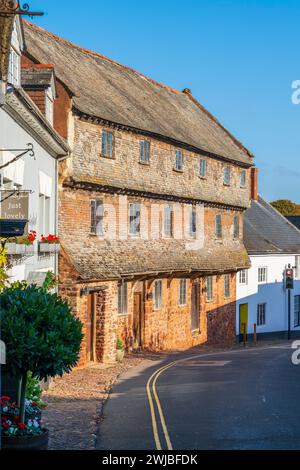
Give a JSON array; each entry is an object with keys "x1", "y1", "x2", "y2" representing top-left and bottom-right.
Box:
[{"x1": 72, "y1": 118, "x2": 250, "y2": 209}]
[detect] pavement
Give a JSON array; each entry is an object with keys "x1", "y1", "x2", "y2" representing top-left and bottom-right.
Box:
[{"x1": 96, "y1": 342, "x2": 300, "y2": 450}]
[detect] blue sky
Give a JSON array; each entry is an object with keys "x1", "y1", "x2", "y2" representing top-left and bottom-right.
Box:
[{"x1": 27, "y1": 0, "x2": 300, "y2": 202}]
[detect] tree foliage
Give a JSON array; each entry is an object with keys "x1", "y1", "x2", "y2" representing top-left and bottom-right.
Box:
[
  {"x1": 0, "y1": 284, "x2": 83, "y2": 381},
  {"x1": 270, "y1": 199, "x2": 300, "y2": 216}
]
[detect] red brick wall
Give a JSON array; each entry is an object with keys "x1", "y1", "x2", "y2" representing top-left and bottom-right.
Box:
[{"x1": 25, "y1": 89, "x2": 46, "y2": 115}]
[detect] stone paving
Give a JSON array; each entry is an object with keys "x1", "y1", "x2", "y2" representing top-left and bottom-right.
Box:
[{"x1": 41, "y1": 352, "x2": 162, "y2": 450}]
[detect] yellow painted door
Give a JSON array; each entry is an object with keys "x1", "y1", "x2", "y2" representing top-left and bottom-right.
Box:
[{"x1": 239, "y1": 304, "x2": 248, "y2": 336}]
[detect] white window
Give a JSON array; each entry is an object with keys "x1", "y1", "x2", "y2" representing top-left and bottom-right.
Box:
[
  {"x1": 140, "y1": 140, "x2": 150, "y2": 163},
  {"x1": 163, "y1": 206, "x2": 173, "y2": 238},
  {"x1": 240, "y1": 170, "x2": 246, "y2": 188},
  {"x1": 44, "y1": 197, "x2": 50, "y2": 236},
  {"x1": 8, "y1": 48, "x2": 20, "y2": 86},
  {"x1": 258, "y1": 267, "x2": 268, "y2": 284},
  {"x1": 179, "y1": 279, "x2": 187, "y2": 306},
  {"x1": 223, "y1": 167, "x2": 231, "y2": 186},
  {"x1": 224, "y1": 274, "x2": 230, "y2": 298},
  {"x1": 257, "y1": 303, "x2": 266, "y2": 326},
  {"x1": 129, "y1": 203, "x2": 141, "y2": 236},
  {"x1": 294, "y1": 295, "x2": 300, "y2": 327},
  {"x1": 118, "y1": 282, "x2": 128, "y2": 315},
  {"x1": 239, "y1": 270, "x2": 248, "y2": 285},
  {"x1": 91, "y1": 200, "x2": 104, "y2": 236},
  {"x1": 154, "y1": 280, "x2": 162, "y2": 310},
  {"x1": 101, "y1": 130, "x2": 114, "y2": 158},
  {"x1": 295, "y1": 256, "x2": 300, "y2": 279},
  {"x1": 190, "y1": 207, "x2": 197, "y2": 238},
  {"x1": 206, "y1": 276, "x2": 213, "y2": 301},
  {"x1": 175, "y1": 150, "x2": 183, "y2": 171},
  {"x1": 38, "y1": 194, "x2": 51, "y2": 236},
  {"x1": 199, "y1": 159, "x2": 207, "y2": 178}
]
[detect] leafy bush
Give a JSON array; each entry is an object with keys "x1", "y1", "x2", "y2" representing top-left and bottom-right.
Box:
[
  {"x1": 26, "y1": 372, "x2": 43, "y2": 404},
  {"x1": 116, "y1": 337, "x2": 125, "y2": 351},
  {"x1": 0, "y1": 284, "x2": 83, "y2": 422}
]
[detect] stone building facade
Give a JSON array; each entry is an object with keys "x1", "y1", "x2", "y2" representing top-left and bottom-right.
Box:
[{"x1": 23, "y1": 21, "x2": 254, "y2": 366}]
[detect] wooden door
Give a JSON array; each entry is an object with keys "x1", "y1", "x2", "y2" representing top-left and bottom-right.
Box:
[
  {"x1": 239, "y1": 303, "x2": 248, "y2": 341},
  {"x1": 133, "y1": 292, "x2": 142, "y2": 347},
  {"x1": 86, "y1": 293, "x2": 96, "y2": 362},
  {"x1": 191, "y1": 283, "x2": 200, "y2": 331}
]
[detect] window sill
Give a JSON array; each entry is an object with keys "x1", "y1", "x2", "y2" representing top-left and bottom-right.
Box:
[
  {"x1": 89, "y1": 233, "x2": 104, "y2": 238},
  {"x1": 100, "y1": 154, "x2": 115, "y2": 160},
  {"x1": 178, "y1": 304, "x2": 187, "y2": 308},
  {"x1": 173, "y1": 167, "x2": 184, "y2": 173},
  {"x1": 223, "y1": 183, "x2": 231, "y2": 187},
  {"x1": 139, "y1": 160, "x2": 150, "y2": 166},
  {"x1": 198, "y1": 175, "x2": 207, "y2": 180},
  {"x1": 117, "y1": 313, "x2": 129, "y2": 317}
]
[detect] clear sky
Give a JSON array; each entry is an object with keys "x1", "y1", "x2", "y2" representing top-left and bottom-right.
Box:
[{"x1": 27, "y1": 0, "x2": 300, "y2": 202}]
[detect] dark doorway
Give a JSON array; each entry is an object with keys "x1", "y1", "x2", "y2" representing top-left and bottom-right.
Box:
[
  {"x1": 86, "y1": 293, "x2": 96, "y2": 362},
  {"x1": 191, "y1": 282, "x2": 200, "y2": 332},
  {"x1": 133, "y1": 292, "x2": 142, "y2": 348}
]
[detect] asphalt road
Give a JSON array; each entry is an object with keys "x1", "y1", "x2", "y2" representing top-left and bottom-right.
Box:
[{"x1": 96, "y1": 344, "x2": 300, "y2": 450}]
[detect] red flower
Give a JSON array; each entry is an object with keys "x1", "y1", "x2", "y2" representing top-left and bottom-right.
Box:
[
  {"x1": 13, "y1": 415, "x2": 20, "y2": 423},
  {"x1": 1, "y1": 396, "x2": 11, "y2": 401},
  {"x1": 17, "y1": 422, "x2": 27, "y2": 430},
  {"x1": 2, "y1": 422, "x2": 10, "y2": 430}
]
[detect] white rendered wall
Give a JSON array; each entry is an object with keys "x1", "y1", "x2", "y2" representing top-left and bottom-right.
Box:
[
  {"x1": 0, "y1": 106, "x2": 57, "y2": 283},
  {"x1": 236, "y1": 254, "x2": 300, "y2": 335}
]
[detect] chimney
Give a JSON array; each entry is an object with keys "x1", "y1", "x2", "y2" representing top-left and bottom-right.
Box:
[{"x1": 250, "y1": 167, "x2": 258, "y2": 201}]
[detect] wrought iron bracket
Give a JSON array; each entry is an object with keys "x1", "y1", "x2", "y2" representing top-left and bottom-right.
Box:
[
  {"x1": 0, "y1": 143, "x2": 35, "y2": 172},
  {"x1": 0, "y1": 1, "x2": 44, "y2": 17}
]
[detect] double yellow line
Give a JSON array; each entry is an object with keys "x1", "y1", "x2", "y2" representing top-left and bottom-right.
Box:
[{"x1": 146, "y1": 361, "x2": 177, "y2": 450}]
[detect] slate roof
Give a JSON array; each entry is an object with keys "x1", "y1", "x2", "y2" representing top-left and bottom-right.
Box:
[
  {"x1": 286, "y1": 216, "x2": 300, "y2": 231},
  {"x1": 61, "y1": 237, "x2": 250, "y2": 281},
  {"x1": 21, "y1": 65, "x2": 54, "y2": 88},
  {"x1": 244, "y1": 196, "x2": 300, "y2": 254},
  {"x1": 23, "y1": 21, "x2": 253, "y2": 167}
]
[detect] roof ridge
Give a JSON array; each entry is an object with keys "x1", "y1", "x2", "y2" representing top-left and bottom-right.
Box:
[{"x1": 23, "y1": 20, "x2": 184, "y2": 97}]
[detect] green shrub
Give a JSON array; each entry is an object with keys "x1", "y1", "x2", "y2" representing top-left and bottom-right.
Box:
[
  {"x1": 116, "y1": 337, "x2": 125, "y2": 351},
  {"x1": 0, "y1": 284, "x2": 83, "y2": 421}
]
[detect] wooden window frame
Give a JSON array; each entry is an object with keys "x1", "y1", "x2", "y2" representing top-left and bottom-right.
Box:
[
  {"x1": 179, "y1": 279, "x2": 187, "y2": 306},
  {"x1": 206, "y1": 276, "x2": 213, "y2": 302},
  {"x1": 101, "y1": 129, "x2": 115, "y2": 159},
  {"x1": 199, "y1": 159, "x2": 207, "y2": 179},
  {"x1": 153, "y1": 280, "x2": 163, "y2": 310},
  {"x1": 174, "y1": 149, "x2": 184, "y2": 172},
  {"x1": 140, "y1": 140, "x2": 150, "y2": 164},
  {"x1": 215, "y1": 214, "x2": 222, "y2": 239},
  {"x1": 257, "y1": 303, "x2": 266, "y2": 326},
  {"x1": 223, "y1": 166, "x2": 231, "y2": 186},
  {"x1": 118, "y1": 282, "x2": 128, "y2": 315},
  {"x1": 90, "y1": 199, "x2": 104, "y2": 236}
]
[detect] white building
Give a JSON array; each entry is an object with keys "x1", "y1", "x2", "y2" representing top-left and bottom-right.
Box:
[
  {"x1": 236, "y1": 194, "x2": 300, "y2": 340},
  {"x1": 0, "y1": 16, "x2": 69, "y2": 284}
]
